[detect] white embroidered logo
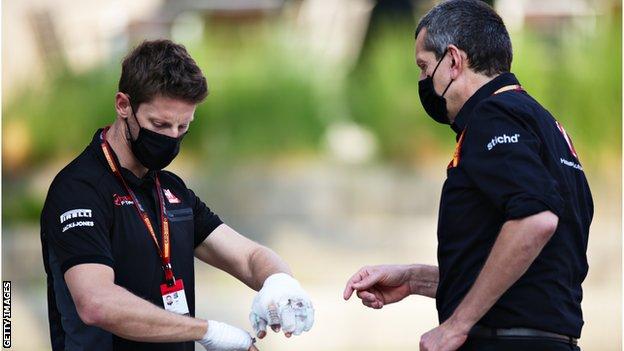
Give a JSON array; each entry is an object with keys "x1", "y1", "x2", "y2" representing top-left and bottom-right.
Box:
[
  {"x1": 60, "y1": 209, "x2": 92, "y2": 224},
  {"x1": 62, "y1": 221, "x2": 94, "y2": 232},
  {"x1": 487, "y1": 133, "x2": 520, "y2": 151},
  {"x1": 560, "y1": 158, "x2": 584, "y2": 171}
]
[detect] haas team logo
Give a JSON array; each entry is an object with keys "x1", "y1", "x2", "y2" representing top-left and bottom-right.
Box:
[
  {"x1": 163, "y1": 189, "x2": 181, "y2": 204},
  {"x1": 555, "y1": 121, "x2": 578, "y2": 159},
  {"x1": 113, "y1": 193, "x2": 133, "y2": 206}
]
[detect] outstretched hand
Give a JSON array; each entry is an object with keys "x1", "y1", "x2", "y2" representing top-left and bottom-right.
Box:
[{"x1": 343, "y1": 265, "x2": 415, "y2": 309}]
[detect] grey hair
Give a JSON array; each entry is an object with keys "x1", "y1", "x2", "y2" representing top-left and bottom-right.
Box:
[{"x1": 415, "y1": 0, "x2": 512, "y2": 77}]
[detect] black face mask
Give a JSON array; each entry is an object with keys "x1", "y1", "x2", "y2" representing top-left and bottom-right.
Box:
[
  {"x1": 418, "y1": 49, "x2": 454, "y2": 124},
  {"x1": 125, "y1": 100, "x2": 185, "y2": 171}
]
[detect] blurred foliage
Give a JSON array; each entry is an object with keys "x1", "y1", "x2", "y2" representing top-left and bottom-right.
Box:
[
  {"x1": 2, "y1": 14, "x2": 621, "y2": 224},
  {"x1": 510, "y1": 15, "x2": 622, "y2": 167},
  {"x1": 348, "y1": 15, "x2": 622, "y2": 164},
  {"x1": 188, "y1": 24, "x2": 327, "y2": 163}
]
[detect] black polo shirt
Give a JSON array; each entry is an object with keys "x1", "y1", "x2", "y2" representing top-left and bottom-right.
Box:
[
  {"x1": 436, "y1": 73, "x2": 593, "y2": 338},
  {"x1": 41, "y1": 129, "x2": 223, "y2": 351}
]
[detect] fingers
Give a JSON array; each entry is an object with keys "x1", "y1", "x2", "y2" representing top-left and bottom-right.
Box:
[
  {"x1": 357, "y1": 289, "x2": 384, "y2": 309},
  {"x1": 255, "y1": 297, "x2": 314, "y2": 340},
  {"x1": 303, "y1": 304, "x2": 314, "y2": 332},
  {"x1": 267, "y1": 303, "x2": 281, "y2": 332},
  {"x1": 343, "y1": 282, "x2": 356, "y2": 300},
  {"x1": 361, "y1": 296, "x2": 383, "y2": 309},
  {"x1": 279, "y1": 305, "x2": 296, "y2": 337},
  {"x1": 344, "y1": 266, "x2": 385, "y2": 301},
  {"x1": 344, "y1": 267, "x2": 370, "y2": 300},
  {"x1": 351, "y1": 270, "x2": 382, "y2": 291},
  {"x1": 356, "y1": 290, "x2": 377, "y2": 302},
  {"x1": 293, "y1": 301, "x2": 313, "y2": 335},
  {"x1": 292, "y1": 315, "x2": 304, "y2": 336},
  {"x1": 249, "y1": 312, "x2": 268, "y2": 339},
  {"x1": 279, "y1": 297, "x2": 314, "y2": 337},
  {"x1": 256, "y1": 319, "x2": 267, "y2": 339}
]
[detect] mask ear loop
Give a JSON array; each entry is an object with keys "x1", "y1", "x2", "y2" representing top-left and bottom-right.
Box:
[
  {"x1": 441, "y1": 78, "x2": 453, "y2": 97},
  {"x1": 123, "y1": 93, "x2": 140, "y2": 142},
  {"x1": 430, "y1": 48, "x2": 454, "y2": 97},
  {"x1": 440, "y1": 49, "x2": 455, "y2": 97},
  {"x1": 430, "y1": 47, "x2": 448, "y2": 78}
]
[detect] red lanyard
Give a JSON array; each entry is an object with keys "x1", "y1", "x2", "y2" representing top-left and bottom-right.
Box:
[
  {"x1": 100, "y1": 127, "x2": 175, "y2": 286},
  {"x1": 449, "y1": 84, "x2": 524, "y2": 169}
]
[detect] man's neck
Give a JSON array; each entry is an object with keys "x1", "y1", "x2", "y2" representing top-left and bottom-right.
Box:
[
  {"x1": 448, "y1": 73, "x2": 498, "y2": 124},
  {"x1": 106, "y1": 120, "x2": 149, "y2": 178}
]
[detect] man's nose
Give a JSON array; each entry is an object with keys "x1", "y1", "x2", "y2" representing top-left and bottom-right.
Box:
[{"x1": 162, "y1": 127, "x2": 182, "y2": 139}]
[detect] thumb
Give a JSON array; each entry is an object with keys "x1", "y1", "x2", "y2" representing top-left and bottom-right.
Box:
[{"x1": 351, "y1": 271, "x2": 383, "y2": 291}]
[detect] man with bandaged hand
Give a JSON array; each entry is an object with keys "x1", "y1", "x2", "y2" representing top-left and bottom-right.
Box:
[{"x1": 41, "y1": 39, "x2": 314, "y2": 351}]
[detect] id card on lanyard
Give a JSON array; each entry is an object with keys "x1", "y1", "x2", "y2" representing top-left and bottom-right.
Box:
[{"x1": 100, "y1": 127, "x2": 189, "y2": 315}]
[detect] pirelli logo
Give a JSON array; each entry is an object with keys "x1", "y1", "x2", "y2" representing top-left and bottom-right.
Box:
[{"x1": 60, "y1": 209, "x2": 92, "y2": 224}]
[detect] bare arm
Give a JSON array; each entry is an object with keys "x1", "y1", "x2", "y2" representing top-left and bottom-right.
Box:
[
  {"x1": 430, "y1": 211, "x2": 559, "y2": 336},
  {"x1": 194, "y1": 224, "x2": 292, "y2": 290},
  {"x1": 343, "y1": 263, "x2": 439, "y2": 309},
  {"x1": 65, "y1": 263, "x2": 207, "y2": 342},
  {"x1": 408, "y1": 264, "x2": 439, "y2": 298}
]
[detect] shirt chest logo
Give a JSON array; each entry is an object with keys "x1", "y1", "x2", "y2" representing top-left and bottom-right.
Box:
[
  {"x1": 163, "y1": 189, "x2": 181, "y2": 204},
  {"x1": 487, "y1": 133, "x2": 520, "y2": 151},
  {"x1": 113, "y1": 193, "x2": 134, "y2": 206}
]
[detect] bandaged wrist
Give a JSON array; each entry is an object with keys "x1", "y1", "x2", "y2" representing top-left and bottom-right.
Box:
[{"x1": 198, "y1": 320, "x2": 252, "y2": 351}]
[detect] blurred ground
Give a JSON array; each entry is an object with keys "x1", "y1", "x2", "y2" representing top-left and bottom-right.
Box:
[{"x1": 3, "y1": 156, "x2": 620, "y2": 350}]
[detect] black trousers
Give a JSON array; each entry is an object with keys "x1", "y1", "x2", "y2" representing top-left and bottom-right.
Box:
[{"x1": 459, "y1": 336, "x2": 581, "y2": 351}]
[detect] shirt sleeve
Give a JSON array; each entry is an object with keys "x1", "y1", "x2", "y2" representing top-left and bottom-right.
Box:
[
  {"x1": 461, "y1": 101, "x2": 564, "y2": 220},
  {"x1": 188, "y1": 189, "x2": 223, "y2": 247},
  {"x1": 43, "y1": 177, "x2": 114, "y2": 274}
]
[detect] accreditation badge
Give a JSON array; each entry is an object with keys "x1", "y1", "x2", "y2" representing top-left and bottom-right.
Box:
[{"x1": 160, "y1": 279, "x2": 190, "y2": 315}]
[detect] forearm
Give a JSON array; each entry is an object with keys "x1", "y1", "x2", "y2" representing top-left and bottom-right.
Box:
[
  {"x1": 85, "y1": 284, "x2": 207, "y2": 342},
  {"x1": 247, "y1": 245, "x2": 292, "y2": 290},
  {"x1": 408, "y1": 264, "x2": 439, "y2": 298},
  {"x1": 194, "y1": 225, "x2": 292, "y2": 291},
  {"x1": 448, "y1": 211, "x2": 557, "y2": 329}
]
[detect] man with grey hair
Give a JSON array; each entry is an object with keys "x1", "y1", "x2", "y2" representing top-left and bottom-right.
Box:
[{"x1": 344, "y1": 1, "x2": 592, "y2": 350}]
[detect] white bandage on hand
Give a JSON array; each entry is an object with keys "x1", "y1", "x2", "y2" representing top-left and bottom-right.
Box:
[
  {"x1": 197, "y1": 320, "x2": 254, "y2": 351},
  {"x1": 249, "y1": 273, "x2": 314, "y2": 338}
]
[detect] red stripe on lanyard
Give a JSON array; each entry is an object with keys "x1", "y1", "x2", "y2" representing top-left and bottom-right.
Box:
[{"x1": 100, "y1": 127, "x2": 175, "y2": 286}]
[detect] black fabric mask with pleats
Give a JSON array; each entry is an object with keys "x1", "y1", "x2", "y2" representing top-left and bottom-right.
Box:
[
  {"x1": 418, "y1": 49, "x2": 453, "y2": 124},
  {"x1": 125, "y1": 99, "x2": 185, "y2": 171}
]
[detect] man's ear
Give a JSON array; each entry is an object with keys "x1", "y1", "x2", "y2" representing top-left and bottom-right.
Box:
[
  {"x1": 114, "y1": 92, "x2": 131, "y2": 120},
  {"x1": 447, "y1": 44, "x2": 464, "y2": 79}
]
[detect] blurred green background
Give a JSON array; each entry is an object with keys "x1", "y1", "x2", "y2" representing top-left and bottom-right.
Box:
[
  {"x1": 2, "y1": 0, "x2": 621, "y2": 350},
  {"x1": 4, "y1": 2, "x2": 622, "y2": 224}
]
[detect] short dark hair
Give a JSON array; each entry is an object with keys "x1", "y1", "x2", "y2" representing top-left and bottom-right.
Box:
[
  {"x1": 415, "y1": 0, "x2": 512, "y2": 77},
  {"x1": 118, "y1": 39, "x2": 208, "y2": 110}
]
